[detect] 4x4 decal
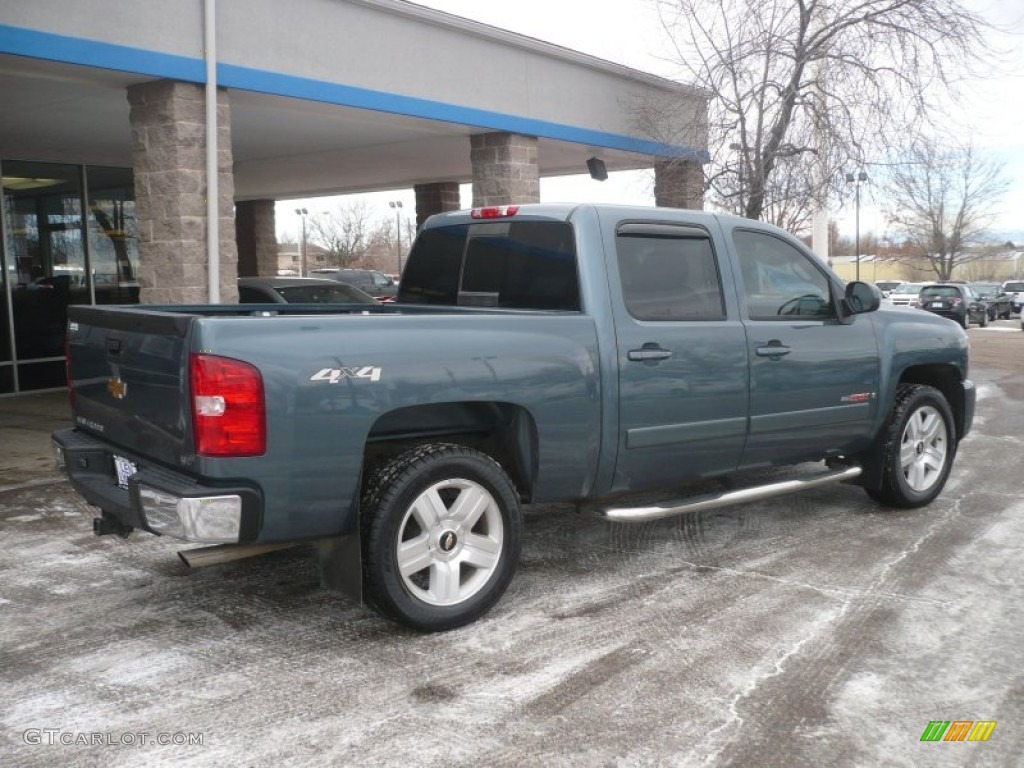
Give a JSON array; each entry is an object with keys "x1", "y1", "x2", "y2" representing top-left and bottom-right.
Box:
[{"x1": 310, "y1": 367, "x2": 382, "y2": 383}]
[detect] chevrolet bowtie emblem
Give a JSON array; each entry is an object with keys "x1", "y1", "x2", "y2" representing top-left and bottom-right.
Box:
[{"x1": 107, "y1": 376, "x2": 127, "y2": 400}]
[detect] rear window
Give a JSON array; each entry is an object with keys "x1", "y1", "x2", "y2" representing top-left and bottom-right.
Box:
[
  {"x1": 1004, "y1": 282, "x2": 1024, "y2": 292},
  {"x1": 274, "y1": 285, "x2": 376, "y2": 304},
  {"x1": 920, "y1": 286, "x2": 961, "y2": 299},
  {"x1": 398, "y1": 221, "x2": 579, "y2": 311}
]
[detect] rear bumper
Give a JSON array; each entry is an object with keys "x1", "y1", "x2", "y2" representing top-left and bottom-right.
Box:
[{"x1": 52, "y1": 428, "x2": 262, "y2": 543}]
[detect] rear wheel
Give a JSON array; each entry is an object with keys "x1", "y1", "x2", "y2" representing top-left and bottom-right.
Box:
[
  {"x1": 361, "y1": 443, "x2": 522, "y2": 632},
  {"x1": 865, "y1": 384, "x2": 955, "y2": 508}
]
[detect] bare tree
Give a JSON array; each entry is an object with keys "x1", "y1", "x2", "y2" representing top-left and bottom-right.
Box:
[
  {"x1": 650, "y1": 0, "x2": 992, "y2": 223},
  {"x1": 883, "y1": 141, "x2": 1009, "y2": 281},
  {"x1": 307, "y1": 200, "x2": 377, "y2": 268}
]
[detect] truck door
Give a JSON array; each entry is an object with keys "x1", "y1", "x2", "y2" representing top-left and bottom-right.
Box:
[
  {"x1": 610, "y1": 222, "x2": 749, "y2": 491},
  {"x1": 730, "y1": 227, "x2": 880, "y2": 468}
]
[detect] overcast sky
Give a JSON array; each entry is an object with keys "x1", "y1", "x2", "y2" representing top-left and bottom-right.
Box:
[{"x1": 280, "y1": 0, "x2": 1024, "y2": 242}]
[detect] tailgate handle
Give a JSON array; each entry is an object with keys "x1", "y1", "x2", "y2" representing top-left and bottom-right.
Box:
[{"x1": 106, "y1": 338, "x2": 122, "y2": 355}]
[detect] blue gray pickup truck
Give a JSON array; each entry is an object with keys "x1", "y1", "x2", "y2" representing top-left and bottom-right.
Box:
[{"x1": 53, "y1": 203, "x2": 975, "y2": 631}]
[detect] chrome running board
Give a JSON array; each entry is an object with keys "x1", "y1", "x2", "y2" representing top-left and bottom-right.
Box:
[{"x1": 594, "y1": 465, "x2": 863, "y2": 523}]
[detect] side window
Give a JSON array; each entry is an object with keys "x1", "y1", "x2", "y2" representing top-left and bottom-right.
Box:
[
  {"x1": 238, "y1": 286, "x2": 267, "y2": 304},
  {"x1": 732, "y1": 230, "x2": 834, "y2": 320},
  {"x1": 616, "y1": 228, "x2": 725, "y2": 321}
]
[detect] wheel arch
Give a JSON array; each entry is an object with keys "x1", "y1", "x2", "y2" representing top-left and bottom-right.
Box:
[
  {"x1": 362, "y1": 401, "x2": 539, "y2": 502},
  {"x1": 896, "y1": 364, "x2": 966, "y2": 443},
  {"x1": 856, "y1": 365, "x2": 965, "y2": 490}
]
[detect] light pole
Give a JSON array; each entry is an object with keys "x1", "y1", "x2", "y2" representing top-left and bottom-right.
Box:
[
  {"x1": 295, "y1": 207, "x2": 308, "y2": 276},
  {"x1": 388, "y1": 200, "x2": 403, "y2": 275},
  {"x1": 729, "y1": 142, "x2": 744, "y2": 216},
  {"x1": 845, "y1": 171, "x2": 868, "y2": 281}
]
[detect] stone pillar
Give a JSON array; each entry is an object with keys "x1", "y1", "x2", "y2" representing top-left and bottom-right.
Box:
[
  {"x1": 414, "y1": 182, "x2": 461, "y2": 229},
  {"x1": 235, "y1": 200, "x2": 278, "y2": 277},
  {"x1": 128, "y1": 79, "x2": 238, "y2": 303},
  {"x1": 654, "y1": 158, "x2": 705, "y2": 210},
  {"x1": 470, "y1": 132, "x2": 540, "y2": 207}
]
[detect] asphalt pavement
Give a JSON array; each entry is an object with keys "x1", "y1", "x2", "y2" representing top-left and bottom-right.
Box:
[{"x1": 1, "y1": 321, "x2": 1021, "y2": 767}]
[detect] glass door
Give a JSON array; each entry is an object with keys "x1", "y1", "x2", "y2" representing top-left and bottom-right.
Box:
[{"x1": 2, "y1": 160, "x2": 89, "y2": 390}]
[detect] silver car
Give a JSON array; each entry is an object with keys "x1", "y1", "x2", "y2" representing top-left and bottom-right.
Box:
[
  {"x1": 1002, "y1": 280, "x2": 1024, "y2": 315},
  {"x1": 887, "y1": 281, "x2": 933, "y2": 307}
]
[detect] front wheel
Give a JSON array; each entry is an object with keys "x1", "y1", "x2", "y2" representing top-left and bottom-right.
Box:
[
  {"x1": 865, "y1": 384, "x2": 956, "y2": 508},
  {"x1": 979, "y1": 311, "x2": 988, "y2": 328},
  {"x1": 361, "y1": 444, "x2": 522, "y2": 632}
]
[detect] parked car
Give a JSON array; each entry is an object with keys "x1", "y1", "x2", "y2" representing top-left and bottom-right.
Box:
[
  {"x1": 970, "y1": 282, "x2": 1012, "y2": 320},
  {"x1": 887, "y1": 281, "x2": 932, "y2": 307},
  {"x1": 309, "y1": 268, "x2": 398, "y2": 301},
  {"x1": 917, "y1": 283, "x2": 988, "y2": 328},
  {"x1": 1002, "y1": 280, "x2": 1024, "y2": 315},
  {"x1": 873, "y1": 280, "x2": 902, "y2": 298},
  {"x1": 237, "y1": 276, "x2": 377, "y2": 305}
]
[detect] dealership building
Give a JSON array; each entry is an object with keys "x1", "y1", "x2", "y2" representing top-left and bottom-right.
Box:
[{"x1": 0, "y1": 0, "x2": 708, "y2": 394}]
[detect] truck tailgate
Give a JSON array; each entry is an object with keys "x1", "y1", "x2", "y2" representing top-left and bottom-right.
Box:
[{"x1": 66, "y1": 305, "x2": 194, "y2": 468}]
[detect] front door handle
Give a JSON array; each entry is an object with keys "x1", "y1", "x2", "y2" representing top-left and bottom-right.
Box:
[
  {"x1": 756, "y1": 342, "x2": 792, "y2": 358},
  {"x1": 628, "y1": 345, "x2": 673, "y2": 362}
]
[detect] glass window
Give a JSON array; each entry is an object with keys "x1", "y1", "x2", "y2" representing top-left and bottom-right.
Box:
[
  {"x1": 733, "y1": 229, "x2": 834, "y2": 320},
  {"x1": 397, "y1": 228, "x2": 464, "y2": 305},
  {"x1": 920, "y1": 286, "x2": 961, "y2": 299},
  {"x1": 274, "y1": 284, "x2": 376, "y2": 304},
  {"x1": 86, "y1": 166, "x2": 139, "y2": 306},
  {"x1": 616, "y1": 229, "x2": 725, "y2": 321},
  {"x1": 400, "y1": 221, "x2": 579, "y2": 311},
  {"x1": 3, "y1": 160, "x2": 89, "y2": 365},
  {"x1": 1, "y1": 161, "x2": 136, "y2": 391}
]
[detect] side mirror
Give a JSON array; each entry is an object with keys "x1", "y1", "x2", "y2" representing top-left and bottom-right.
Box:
[{"x1": 843, "y1": 281, "x2": 881, "y2": 316}]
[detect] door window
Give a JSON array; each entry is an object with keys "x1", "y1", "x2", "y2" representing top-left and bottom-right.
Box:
[
  {"x1": 616, "y1": 226, "x2": 725, "y2": 321},
  {"x1": 733, "y1": 230, "x2": 833, "y2": 320}
]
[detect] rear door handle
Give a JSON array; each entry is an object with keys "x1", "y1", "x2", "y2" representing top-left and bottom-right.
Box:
[
  {"x1": 627, "y1": 346, "x2": 673, "y2": 362},
  {"x1": 756, "y1": 342, "x2": 791, "y2": 358}
]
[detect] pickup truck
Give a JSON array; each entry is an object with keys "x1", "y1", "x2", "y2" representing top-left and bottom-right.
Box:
[{"x1": 53, "y1": 203, "x2": 975, "y2": 631}]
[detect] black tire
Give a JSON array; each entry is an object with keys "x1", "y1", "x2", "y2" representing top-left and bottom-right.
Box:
[
  {"x1": 960, "y1": 313, "x2": 970, "y2": 329},
  {"x1": 865, "y1": 384, "x2": 956, "y2": 508},
  {"x1": 979, "y1": 311, "x2": 988, "y2": 328},
  {"x1": 361, "y1": 443, "x2": 522, "y2": 632}
]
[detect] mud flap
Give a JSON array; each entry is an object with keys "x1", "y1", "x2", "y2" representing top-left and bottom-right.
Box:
[{"x1": 316, "y1": 531, "x2": 363, "y2": 605}]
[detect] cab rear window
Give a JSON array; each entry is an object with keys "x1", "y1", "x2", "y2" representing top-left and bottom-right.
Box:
[{"x1": 398, "y1": 221, "x2": 579, "y2": 311}]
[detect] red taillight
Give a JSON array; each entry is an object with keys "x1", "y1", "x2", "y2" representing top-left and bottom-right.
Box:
[
  {"x1": 470, "y1": 205, "x2": 520, "y2": 219},
  {"x1": 189, "y1": 353, "x2": 266, "y2": 457}
]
